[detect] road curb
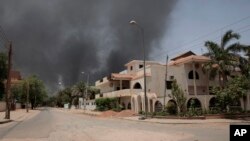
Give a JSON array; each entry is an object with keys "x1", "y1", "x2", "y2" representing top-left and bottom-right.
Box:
[
  {"x1": 115, "y1": 117, "x2": 250, "y2": 125},
  {"x1": 0, "y1": 119, "x2": 13, "y2": 124}
]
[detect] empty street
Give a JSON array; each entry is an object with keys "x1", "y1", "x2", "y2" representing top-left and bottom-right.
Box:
[{"x1": 0, "y1": 108, "x2": 239, "y2": 141}]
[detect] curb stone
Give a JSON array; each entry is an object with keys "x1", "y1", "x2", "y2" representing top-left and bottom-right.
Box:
[{"x1": 0, "y1": 119, "x2": 13, "y2": 124}]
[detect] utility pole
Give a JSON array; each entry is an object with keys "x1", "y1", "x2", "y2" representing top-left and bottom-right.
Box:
[
  {"x1": 84, "y1": 74, "x2": 89, "y2": 110},
  {"x1": 26, "y1": 80, "x2": 29, "y2": 113},
  {"x1": 163, "y1": 55, "x2": 169, "y2": 110},
  {"x1": 5, "y1": 41, "x2": 12, "y2": 119}
]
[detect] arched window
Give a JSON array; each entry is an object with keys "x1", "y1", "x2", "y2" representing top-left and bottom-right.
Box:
[
  {"x1": 154, "y1": 101, "x2": 163, "y2": 112},
  {"x1": 188, "y1": 71, "x2": 199, "y2": 79},
  {"x1": 133, "y1": 82, "x2": 142, "y2": 89}
]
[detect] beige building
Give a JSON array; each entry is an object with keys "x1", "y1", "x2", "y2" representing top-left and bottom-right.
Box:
[{"x1": 94, "y1": 51, "x2": 250, "y2": 113}]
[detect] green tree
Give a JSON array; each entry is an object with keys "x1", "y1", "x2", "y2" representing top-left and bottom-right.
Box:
[
  {"x1": 87, "y1": 86, "x2": 100, "y2": 100},
  {"x1": 170, "y1": 80, "x2": 186, "y2": 115},
  {"x1": 25, "y1": 75, "x2": 48, "y2": 109},
  {"x1": 203, "y1": 30, "x2": 248, "y2": 88},
  {"x1": 0, "y1": 52, "x2": 7, "y2": 100},
  {"x1": 11, "y1": 84, "x2": 24, "y2": 103},
  {"x1": 47, "y1": 96, "x2": 57, "y2": 107},
  {"x1": 56, "y1": 87, "x2": 72, "y2": 107},
  {"x1": 213, "y1": 76, "x2": 250, "y2": 112},
  {"x1": 72, "y1": 81, "x2": 86, "y2": 108}
]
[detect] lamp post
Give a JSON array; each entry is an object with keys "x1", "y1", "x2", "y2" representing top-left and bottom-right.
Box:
[
  {"x1": 81, "y1": 72, "x2": 89, "y2": 110},
  {"x1": 130, "y1": 20, "x2": 148, "y2": 118}
]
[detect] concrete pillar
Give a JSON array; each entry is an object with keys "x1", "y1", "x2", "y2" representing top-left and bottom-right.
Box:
[
  {"x1": 192, "y1": 62, "x2": 197, "y2": 96},
  {"x1": 120, "y1": 80, "x2": 122, "y2": 90}
]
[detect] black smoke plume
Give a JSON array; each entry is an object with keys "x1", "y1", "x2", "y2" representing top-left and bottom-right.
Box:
[{"x1": 0, "y1": 0, "x2": 176, "y2": 94}]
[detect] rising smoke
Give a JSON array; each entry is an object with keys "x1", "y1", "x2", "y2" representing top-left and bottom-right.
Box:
[{"x1": 0, "y1": 0, "x2": 176, "y2": 94}]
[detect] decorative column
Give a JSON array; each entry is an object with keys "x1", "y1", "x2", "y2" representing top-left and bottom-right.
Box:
[{"x1": 192, "y1": 62, "x2": 197, "y2": 96}]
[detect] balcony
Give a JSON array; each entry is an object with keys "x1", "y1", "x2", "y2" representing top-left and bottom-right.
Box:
[{"x1": 96, "y1": 89, "x2": 143, "y2": 98}]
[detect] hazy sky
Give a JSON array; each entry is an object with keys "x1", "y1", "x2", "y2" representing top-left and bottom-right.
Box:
[
  {"x1": 152, "y1": 0, "x2": 250, "y2": 61},
  {"x1": 0, "y1": 0, "x2": 250, "y2": 94}
]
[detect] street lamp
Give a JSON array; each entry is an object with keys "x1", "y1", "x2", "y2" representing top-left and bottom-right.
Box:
[
  {"x1": 130, "y1": 20, "x2": 148, "y2": 118},
  {"x1": 81, "y1": 71, "x2": 89, "y2": 110}
]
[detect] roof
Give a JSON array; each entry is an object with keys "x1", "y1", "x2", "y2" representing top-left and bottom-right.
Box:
[
  {"x1": 168, "y1": 55, "x2": 211, "y2": 65},
  {"x1": 171, "y1": 51, "x2": 196, "y2": 61},
  {"x1": 124, "y1": 60, "x2": 162, "y2": 67}
]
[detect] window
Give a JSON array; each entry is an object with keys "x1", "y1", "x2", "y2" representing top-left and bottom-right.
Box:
[
  {"x1": 139, "y1": 64, "x2": 143, "y2": 68},
  {"x1": 188, "y1": 71, "x2": 199, "y2": 79},
  {"x1": 169, "y1": 76, "x2": 174, "y2": 80},
  {"x1": 100, "y1": 79, "x2": 103, "y2": 82},
  {"x1": 166, "y1": 81, "x2": 173, "y2": 89},
  {"x1": 133, "y1": 83, "x2": 142, "y2": 89},
  {"x1": 130, "y1": 66, "x2": 133, "y2": 70}
]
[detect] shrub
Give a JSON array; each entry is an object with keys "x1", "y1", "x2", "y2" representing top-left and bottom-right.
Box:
[
  {"x1": 166, "y1": 102, "x2": 177, "y2": 115},
  {"x1": 95, "y1": 97, "x2": 118, "y2": 111},
  {"x1": 186, "y1": 108, "x2": 203, "y2": 117}
]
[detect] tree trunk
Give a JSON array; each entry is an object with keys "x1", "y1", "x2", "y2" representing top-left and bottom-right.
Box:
[
  {"x1": 218, "y1": 73, "x2": 223, "y2": 89},
  {"x1": 222, "y1": 72, "x2": 228, "y2": 88}
]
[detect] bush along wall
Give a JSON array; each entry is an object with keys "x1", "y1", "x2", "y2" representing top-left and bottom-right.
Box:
[{"x1": 95, "y1": 97, "x2": 120, "y2": 111}]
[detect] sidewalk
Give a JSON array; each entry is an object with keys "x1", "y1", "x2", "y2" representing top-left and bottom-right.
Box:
[
  {"x1": 119, "y1": 116, "x2": 250, "y2": 124},
  {"x1": 56, "y1": 108, "x2": 250, "y2": 124},
  {"x1": 0, "y1": 109, "x2": 40, "y2": 124}
]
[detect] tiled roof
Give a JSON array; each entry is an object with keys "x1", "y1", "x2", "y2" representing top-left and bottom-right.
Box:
[
  {"x1": 124, "y1": 60, "x2": 162, "y2": 67},
  {"x1": 168, "y1": 55, "x2": 211, "y2": 65},
  {"x1": 171, "y1": 51, "x2": 196, "y2": 61}
]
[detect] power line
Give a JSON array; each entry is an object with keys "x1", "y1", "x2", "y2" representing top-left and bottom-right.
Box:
[
  {"x1": 165, "y1": 27, "x2": 250, "y2": 60},
  {"x1": 151, "y1": 15, "x2": 250, "y2": 60}
]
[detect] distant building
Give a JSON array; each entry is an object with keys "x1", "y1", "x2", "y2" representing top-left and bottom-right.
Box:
[
  {"x1": 92, "y1": 51, "x2": 250, "y2": 113},
  {"x1": 10, "y1": 70, "x2": 22, "y2": 84}
]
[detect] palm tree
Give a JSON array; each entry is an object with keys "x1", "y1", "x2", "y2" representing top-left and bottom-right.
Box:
[
  {"x1": 203, "y1": 30, "x2": 248, "y2": 88},
  {"x1": 72, "y1": 81, "x2": 86, "y2": 108}
]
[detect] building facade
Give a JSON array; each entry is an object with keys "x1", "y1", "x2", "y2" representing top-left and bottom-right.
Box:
[{"x1": 93, "y1": 51, "x2": 250, "y2": 113}]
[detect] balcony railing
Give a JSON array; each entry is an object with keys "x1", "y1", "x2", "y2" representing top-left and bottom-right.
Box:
[{"x1": 96, "y1": 89, "x2": 143, "y2": 98}]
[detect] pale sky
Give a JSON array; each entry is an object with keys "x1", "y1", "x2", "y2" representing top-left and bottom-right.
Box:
[{"x1": 151, "y1": 0, "x2": 250, "y2": 62}]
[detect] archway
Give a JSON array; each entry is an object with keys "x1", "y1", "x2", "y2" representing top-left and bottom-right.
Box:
[
  {"x1": 166, "y1": 100, "x2": 177, "y2": 115},
  {"x1": 127, "y1": 102, "x2": 131, "y2": 109},
  {"x1": 188, "y1": 71, "x2": 199, "y2": 79},
  {"x1": 154, "y1": 101, "x2": 163, "y2": 112},
  {"x1": 133, "y1": 82, "x2": 142, "y2": 89},
  {"x1": 122, "y1": 102, "x2": 126, "y2": 110},
  {"x1": 187, "y1": 98, "x2": 201, "y2": 109},
  {"x1": 209, "y1": 97, "x2": 217, "y2": 108}
]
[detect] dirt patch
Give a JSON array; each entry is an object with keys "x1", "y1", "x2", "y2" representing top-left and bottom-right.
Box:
[
  {"x1": 114, "y1": 110, "x2": 136, "y2": 117},
  {"x1": 98, "y1": 110, "x2": 136, "y2": 118},
  {"x1": 98, "y1": 110, "x2": 118, "y2": 117}
]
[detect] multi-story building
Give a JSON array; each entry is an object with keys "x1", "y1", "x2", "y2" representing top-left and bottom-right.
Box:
[{"x1": 93, "y1": 51, "x2": 250, "y2": 113}]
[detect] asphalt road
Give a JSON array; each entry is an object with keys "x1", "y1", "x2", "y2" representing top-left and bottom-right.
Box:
[{"x1": 0, "y1": 108, "x2": 231, "y2": 141}]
